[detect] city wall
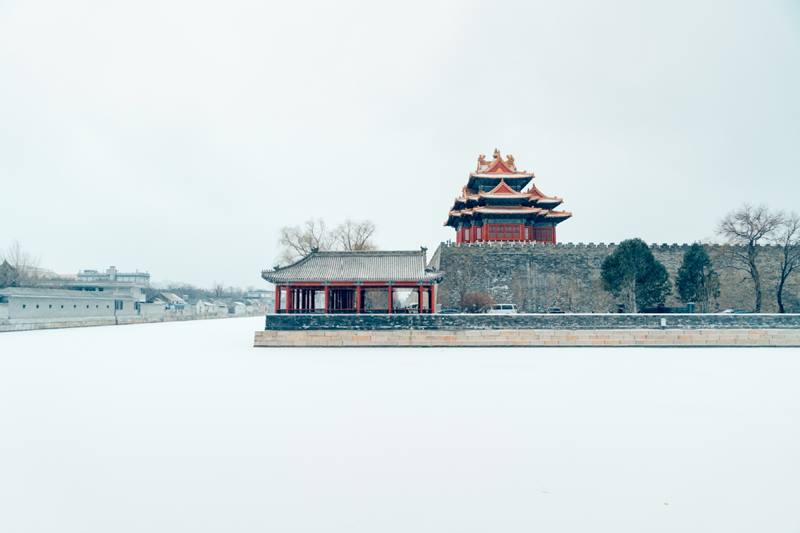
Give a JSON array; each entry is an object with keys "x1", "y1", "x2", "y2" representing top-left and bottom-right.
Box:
[{"x1": 431, "y1": 242, "x2": 800, "y2": 313}]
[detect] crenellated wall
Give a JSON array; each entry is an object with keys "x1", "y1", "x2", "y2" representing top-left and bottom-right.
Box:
[{"x1": 431, "y1": 241, "x2": 800, "y2": 313}]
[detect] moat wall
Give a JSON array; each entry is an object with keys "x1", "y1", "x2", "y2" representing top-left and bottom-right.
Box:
[{"x1": 431, "y1": 242, "x2": 800, "y2": 313}]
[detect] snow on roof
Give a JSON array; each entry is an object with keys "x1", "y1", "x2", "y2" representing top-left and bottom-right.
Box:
[{"x1": 263, "y1": 250, "x2": 443, "y2": 284}]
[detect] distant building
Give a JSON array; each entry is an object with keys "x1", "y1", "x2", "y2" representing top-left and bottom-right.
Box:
[
  {"x1": 154, "y1": 292, "x2": 189, "y2": 313},
  {"x1": 77, "y1": 266, "x2": 150, "y2": 286},
  {"x1": 39, "y1": 266, "x2": 150, "y2": 303},
  {"x1": 195, "y1": 300, "x2": 229, "y2": 317},
  {"x1": 0, "y1": 260, "x2": 18, "y2": 288},
  {"x1": 41, "y1": 279, "x2": 147, "y2": 303},
  {"x1": 245, "y1": 289, "x2": 271, "y2": 300},
  {"x1": 0, "y1": 287, "x2": 138, "y2": 322}
]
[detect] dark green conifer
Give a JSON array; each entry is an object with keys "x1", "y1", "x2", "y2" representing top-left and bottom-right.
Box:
[{"x1": 601, "y1": 238, "x2": 671, "y2": 313}]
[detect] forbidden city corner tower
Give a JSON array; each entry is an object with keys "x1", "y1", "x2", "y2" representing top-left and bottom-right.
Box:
[{"x1": 445, "y1": 149, "x2": 572, "y2": 244}]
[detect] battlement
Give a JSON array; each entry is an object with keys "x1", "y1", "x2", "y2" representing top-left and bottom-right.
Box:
[{"x1": 438, "y1": 240, "x2": 771, "y2": 252}]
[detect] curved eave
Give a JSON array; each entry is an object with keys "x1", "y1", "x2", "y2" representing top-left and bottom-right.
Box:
[
  {"x1": 469, "y1": 172, "x2": 534, "y2": 179},
  {"x1": 543, "y1": 211, "x2": 572, "y2": 220},
  {"x1": 448, "y1": 207, "x2": 544, "y2": 217},
  {"x1": 532, "y1": 198, "x2": 563, "y2": 208},
  {"x1": 262, "y1": 273, "x2": 445, "y2": 284},
  {"x1": 478, "y1": 192, "x2": 529, "y2": 200}
]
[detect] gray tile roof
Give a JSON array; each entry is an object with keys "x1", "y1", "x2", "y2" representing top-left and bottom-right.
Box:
[{"x1": 262, "y1": 251, "x2": 443, "y2": 284}]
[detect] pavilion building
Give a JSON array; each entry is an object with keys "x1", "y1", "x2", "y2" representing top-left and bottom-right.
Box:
[
  {"x1": 262, "y1": 249, "x2": 443, "y2": 314},
  {"x1": 446, "y1": 149, "x2": 571, "y2": 244}
]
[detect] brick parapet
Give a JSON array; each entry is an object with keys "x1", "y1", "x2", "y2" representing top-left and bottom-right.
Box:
[{"x1": 263, "y1": 313, "x2": 800, "y2": 330}]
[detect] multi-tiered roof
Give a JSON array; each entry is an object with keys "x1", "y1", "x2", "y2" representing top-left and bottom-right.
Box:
[{"x1": 445, "y1": 149, "x2": 571, "y2": 243}]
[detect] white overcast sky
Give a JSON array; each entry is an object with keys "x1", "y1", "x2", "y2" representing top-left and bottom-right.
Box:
[{"x1": 1, "y1": 1, "x2": 799, "y2": 288}]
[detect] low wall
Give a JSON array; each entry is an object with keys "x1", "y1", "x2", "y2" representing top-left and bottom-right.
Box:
[
  {"x1": 255, "y1": 313, "x2": 800, "y2": 347},
  {"x1": 254, "y1": 328, "x2": 800, "y2": 347},
  {"x1": 0, "y1": 312, "x2": 262, "y2": 333},
  {"x1": 263, "y1": 313, "x2": 800, "y2": 330}
]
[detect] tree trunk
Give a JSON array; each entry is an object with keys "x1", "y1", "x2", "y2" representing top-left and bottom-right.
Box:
[
  {"x1": 777, "y1": 277, "x2": 786, "y2": 314},
  {"x1": 749, "y1": 248, "x2": 762, "y2": 313},
  {"x1": 753, "y1": 273, "x2": 762, "y2": 312}
]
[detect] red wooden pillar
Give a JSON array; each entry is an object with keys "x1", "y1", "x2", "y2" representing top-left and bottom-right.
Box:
[
  {"x1": 323, "y1": 286, "x2": 329, "y2": 313},
  {"x1": 418, "y1": 285, "x2": 423, "y2": 313},
  {"x1": 429, "y1": 285, "x2": 436, "y2": 313},
  {"x1": 387, "y1": 286, "x2": 393, "y2": 314},
  {"x1": 356, "y1": 286, "x2": 362, "y2": 314},
  {"x1": 519, "y1": 224, "x2": 525, "y2": 241},
  {"x1": 286, "y1": 286, "x2": 292, "y2": 313},
  {"x1": 274, "y1": 285, "x2": 281, "y2": 313}
]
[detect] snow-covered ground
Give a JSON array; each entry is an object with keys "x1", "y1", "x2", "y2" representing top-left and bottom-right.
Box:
[{"x1": 1, "y1": 317, "x2": 798, "y2": 533}]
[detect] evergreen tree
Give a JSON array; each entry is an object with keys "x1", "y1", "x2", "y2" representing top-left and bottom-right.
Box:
[
  {"x1": 601, "y1": 238, "x2": 671, "y2": 312},
  {"x1": 676, "y1": 243, "x2": 720, "y2": 312}
]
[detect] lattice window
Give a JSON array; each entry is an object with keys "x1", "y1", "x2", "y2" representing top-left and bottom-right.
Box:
[{"x1": 486, "y1": 224, "x2": 521, "y2": 241}]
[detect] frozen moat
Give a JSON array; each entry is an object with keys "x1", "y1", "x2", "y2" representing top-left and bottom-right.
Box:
[{"x1": 1, "y1": 317, "x2": 798, "y2": 532}]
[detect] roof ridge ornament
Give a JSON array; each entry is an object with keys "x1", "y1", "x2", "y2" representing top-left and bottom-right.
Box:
[
  {"x1": 505, "y1": 153, "x2": 516, "y2": 171},
  {"x1": 476, "y1": 149, "x2": 518, "y2": 173}
]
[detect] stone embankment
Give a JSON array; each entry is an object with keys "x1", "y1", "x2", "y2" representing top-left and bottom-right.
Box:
[
  {"x1": 254, "y1": 313, "x2": 800, "y2": 347},
  {"x1": 0, "y1": 313, "x2": 262, "y2": 333}
]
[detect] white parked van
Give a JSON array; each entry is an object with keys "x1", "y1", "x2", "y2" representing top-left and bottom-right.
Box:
[{"x1": 487, "y1": 303, "x2": 518, "y2": 314}]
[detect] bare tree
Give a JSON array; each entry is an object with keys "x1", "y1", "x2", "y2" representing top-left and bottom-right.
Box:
[
  {"x1": 332, "y1": 220, "x2": 376, "y2": 251},
  {"x1": 461, "y1": 292, "x2": 494, "y2": 313},
  {"x1": 716, "y1": 204, "x2": 783, "y2": 312},
  {"x1": 772, "y1": 212, "x2": 800, "y2": 313},
  {"x1": 445, "y1": 256, "x2": 483, "y2": 310},
  {"x1": 213, "y1": 283, "x2": 225, "y2": 298},
  {"x1": 2, "y1": 241, "x2": 41, "y2": 286},
  {"x1": 277, "y1": 219, "x2": 332, "y2": 264},
  {"x1": 277, "y1": 218, "x2": 378, "y2": 264}
]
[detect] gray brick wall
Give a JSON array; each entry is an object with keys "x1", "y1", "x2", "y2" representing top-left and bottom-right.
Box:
[
  {"x1": 433, "y1": 242, "x2": 800, "y2": 313},
  {"x1": 264, "y1": 313, "x2": 800, "y2": 331}
]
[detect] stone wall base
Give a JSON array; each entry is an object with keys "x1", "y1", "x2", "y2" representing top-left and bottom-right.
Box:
[
  {"x1": 0, "y1": 313, "x2": 261, "y2": 333},
  {"x1": 254, "y1": 329, "x2": 800, "y2": 347}
]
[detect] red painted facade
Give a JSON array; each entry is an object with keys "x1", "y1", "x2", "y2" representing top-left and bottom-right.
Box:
[
  {"x1": 446, "y1": 149, "x2": 570, "y2": 245},
  {"x1": 274, "y1": 284, "x2": 436, "y2": 314}
]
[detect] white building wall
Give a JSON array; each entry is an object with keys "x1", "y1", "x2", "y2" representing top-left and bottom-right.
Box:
[
  {"x1": 138, "y1": 302, "x2": 166, "y2": 319},
  {"x1": 4, "y1": 295, "x2": 138, "y2": 321}
]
